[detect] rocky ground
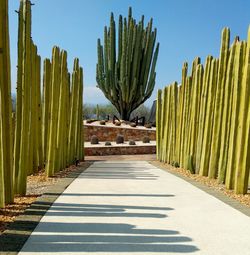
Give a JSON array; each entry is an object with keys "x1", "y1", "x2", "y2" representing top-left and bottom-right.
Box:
[{"x1": 152, "y1": 161, "x2": 250, "y2": 208}]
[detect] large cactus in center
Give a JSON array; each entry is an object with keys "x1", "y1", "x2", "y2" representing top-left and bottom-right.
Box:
[{"x1": 96, "y1": 7, "x2": 159, "y2": 120}]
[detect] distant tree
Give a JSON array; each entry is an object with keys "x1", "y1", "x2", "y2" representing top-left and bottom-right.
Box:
[{"x1": 83, "y1": 103, "x2": 119, "y2": 120}]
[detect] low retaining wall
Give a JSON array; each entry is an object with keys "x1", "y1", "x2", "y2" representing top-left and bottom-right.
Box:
[
  {"x1": 85, "y1": 141, "x2": 156, "y2": 156},
  {"x1": 84, "y1": 122, "x2": 156, "y2": 142}
]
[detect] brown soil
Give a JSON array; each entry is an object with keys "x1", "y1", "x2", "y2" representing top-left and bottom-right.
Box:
[
  {"x1": 152, "y1": 161, "x2": 250, "y2": 208},
  {"x1": 0, "y1": 162, "x2": 86, "y2": 234}
]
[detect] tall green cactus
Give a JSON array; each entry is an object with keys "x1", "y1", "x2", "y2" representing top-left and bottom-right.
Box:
[
  {"x1": 16, "y1": 0, "x2": 32, "y2": 195},
  {"x1": 0, "y1": 0, "x2": 13, "y2": 206},
  {"x1": 195, "y1": 56, "x2": 213, "y2": 173},
  {"x1": 46, "y1": 46, "x2": 60, "y2": 176},
  {"x1": 97, "y1": 7, "x2": 159, "y2": 120},
  {"x1": 234, "y1": 27, "x2": 250, "y2": 194},
  {"x1": 36, "y1": 54, "x2": 43, "y2": 170},
  {"x1": 42, "y1": 58, "x2": 51, "y2": 162},
  {"x1": 13, "y1": 0, "x2": 24, "y2": 192},
  {"x1": 156, "y1": 89, "x2": 162, "y2": 160},
  {"x1": 56, "y1": 50, "x2": 68, "y2": 171},
  {"x1": 199, "y1": 58, "x2": 218, "y2": 176},
  {"x1": 187, "y1": 64, "x2": 203, "y2": 170},
  {"x1": 225, "y1": 41, "x2": 246, "y2": 190},
  {"x1": 218, "y1": 39, "x2": 237, "y2": 183},
  {"x1": 76, "y1": 67, "x2": 84, "y2": 161},
  {"x1": 208, "y1": 28, "x2": 230, "y2": 179},
  {"x1": 179, "y1": 63, "x2": 188, "y2": 167}
]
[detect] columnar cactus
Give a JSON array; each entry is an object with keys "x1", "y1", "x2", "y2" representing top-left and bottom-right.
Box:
[
  {"x1": 15, "y1": 0, "x2": 32, "y2": 195},
  {"x1": 0, "y1": 0, "x2": 13, "y2": 206},
  {"x1": 157, "y1": 26, "x2": 250, "y2": 194},
  {"x1": 13, "y1": 0, "x2": 24, "y2": 192},
  {"x1": 77, "y1": 67, "x2": 84, "y2": 161},
  {"x1": 234, "y1": 27, "x2": 250, "y2": 194},
  {"x1": 161, "y1": 87, "x2": 168, "y2": 162},
  {"x1": 42, "y1": 58, "x2": 51, "y2": 161},
  {"x1": 36, "y1": 54, "x2": 43, "y2": 170},
  {"x1": 186, "y1": 64, "x2": 203, "y2": 171},
  {"x1": 225, "y1": 41, "x2": 246, "y2": 190},
  {"x1": 46, "y1": 47, "x2": 60, "y2": 176},
  {"x1": 179, "y1": 63, "x2": 188, "y2": 167},
  {"x1": 96, "y1": 7, "x2": 159, "y2": 120},
  {"x1": 156, "y1": 89, "x2": 162, "y2": 160},
  {"x1": 218, "y1": 39, "x2": 237, "y2": 183},
  {"x1": 208, "y1": 28, "x2": 230, "y2": 179},
  {"x1": 195, "y1": 56, "x2": 213, "y2": 173},
  {"x1": 199, "y1": 58, "x2": 218, "y2": 176}
]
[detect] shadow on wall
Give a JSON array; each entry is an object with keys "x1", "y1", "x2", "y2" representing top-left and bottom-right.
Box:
[{"x1": 1, "y1": 199, "x2": 199, "y2": 253}]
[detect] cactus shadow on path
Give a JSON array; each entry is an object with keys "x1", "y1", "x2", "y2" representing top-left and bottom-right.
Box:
[
  {"x1": 2, "y1": 161, "x2": 200, "y2": 254},
  {"x1": 78, "y1": 166, "x2": 160, "y2": 180},
  {"x1": 5, "y1": 203, "x2": 198, "y2": 253}
]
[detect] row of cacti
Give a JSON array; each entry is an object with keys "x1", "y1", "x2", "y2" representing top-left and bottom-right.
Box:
[
  {"x1": 0, "y1": 0, "x2": 84, "y2": 208},
  {"x1": 157, "y1": 26, "x2": 250, "y2": 194},
  {"x1": 45, "y1": 49, "x2": 84, "y2": 177}
]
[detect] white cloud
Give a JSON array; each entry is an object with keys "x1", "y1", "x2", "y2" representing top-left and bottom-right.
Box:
[{"x1": 83, "y1": 85, "x2": 109, "y2": 104}]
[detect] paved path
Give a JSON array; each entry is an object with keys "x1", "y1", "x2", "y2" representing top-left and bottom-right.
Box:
[{"x1": 19, "y1": 161, "x2": 250, "y2": 255}]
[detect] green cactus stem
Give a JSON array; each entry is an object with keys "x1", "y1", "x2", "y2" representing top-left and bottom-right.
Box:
[
  {"x1": 16, "y1": 0, "x2": 32, "y2": 195},
  {"x1": 97, "y1": 7, "x2": 159, "y2": 120},
  {"x1": 208, "y1": 28, "x2": 230, "y2": 179}
]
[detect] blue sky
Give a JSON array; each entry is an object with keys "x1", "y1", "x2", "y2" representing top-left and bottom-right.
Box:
[{"x1": 9, "y1": 0, "x2": 250, "y2": 106}]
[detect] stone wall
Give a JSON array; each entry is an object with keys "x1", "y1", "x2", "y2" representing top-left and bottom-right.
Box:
[
  {"x1": 84, "y1": 124, "x2": 156, "y2": 142},
  {"x1": 85, "y1": 145, "x2": 156, "y2": 156}
]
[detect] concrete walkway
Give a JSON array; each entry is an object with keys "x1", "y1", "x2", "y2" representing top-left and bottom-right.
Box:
[{"x1": 19, "y1": 161, "x2": 250, "y2": 255}]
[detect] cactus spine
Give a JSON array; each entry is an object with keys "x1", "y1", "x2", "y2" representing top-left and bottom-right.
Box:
[{"x1": 97, "y1": 7, "x2": 159, "y2": 120}]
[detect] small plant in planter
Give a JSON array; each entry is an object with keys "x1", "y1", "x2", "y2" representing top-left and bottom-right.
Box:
[
  {"x1": 130, "y1": 122, "x2": 137, "y2": 128},
  {"x1": 116, "y1": 134, "x2": 124, "y2": 144},
  {"x1": 99, "y1": 120, "x2": 106, "y2": 125},
  {"x1": 142, "y1": 136, "x2": 150, "y2": 143},
  {"x1": 105, "y1": 141, "x2": 112, "y2": 146},
  {"x1": 129, "y1": 140, "x2": 136, "y2": 145},
  {"x1": 115, "y1": 121, "x2": 121, "y2": 126},
  {"x1": 90, "y1": 135, "x2": 99, "y2": 144},
  {"x1": 144, "y1": 123, "x2": 152, "y2": 128}
]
